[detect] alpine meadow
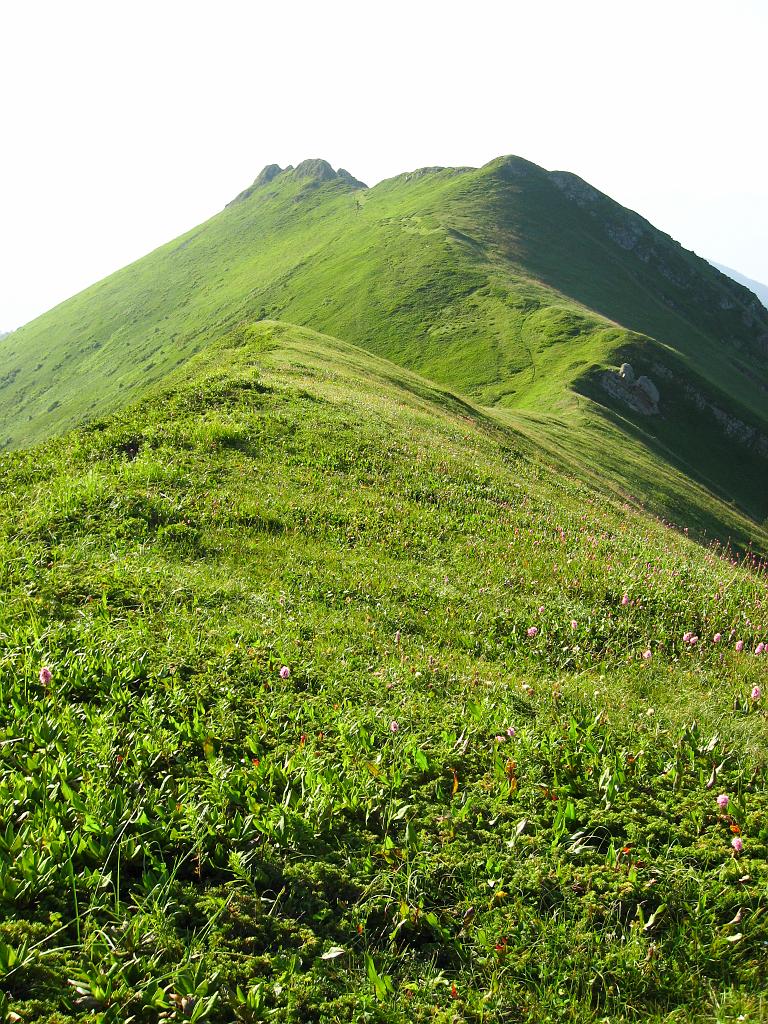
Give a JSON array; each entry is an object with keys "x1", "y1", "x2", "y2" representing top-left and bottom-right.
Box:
[{"x1": 1, "y1": 155, "x2": 768, "y2": 1023}]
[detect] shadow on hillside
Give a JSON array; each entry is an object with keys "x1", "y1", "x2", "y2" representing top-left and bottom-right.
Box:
[{"x1": 580, "y1": 393, "x2": 768, "y2": 554}]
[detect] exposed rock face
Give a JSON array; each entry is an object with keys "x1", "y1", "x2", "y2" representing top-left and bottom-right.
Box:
[
  {"x1": 549, "y1": 171, "x2": 647, "y2": 252},
  {"x1": 601, "y1": 366, "x2": 660, "y2": 414},
  {"x1": 289, "y1": 160, "x2": 367, "y2": 189},
  {"x1": 336, "y1": 168, "x2": 368, "y2": 189},
  {"x1": 549, "y1": 169, "x2": 768, "y2": 350},
  {"x1": 254, "y1": 163, "x2": 283, "y2": 187},
  {"x1": 636, "y1": 375, "x2": 659, "y2": 406},
  {"x1": 292, "y1": 158, "x2": 339, "y2": 182},
  {"x1": 651, "y1": 360, "x2": 768, "y2": 460},
  {"x1": 227, "y1": 160, "x2": 367, "y2": 206}
]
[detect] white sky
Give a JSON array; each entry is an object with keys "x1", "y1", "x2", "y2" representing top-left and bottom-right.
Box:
[{"x1": 1, "y1": 0, "x2": 766, "y2": 329}]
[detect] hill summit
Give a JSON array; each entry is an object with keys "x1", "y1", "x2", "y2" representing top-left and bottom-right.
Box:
[
  {"x1": 229, "y1": 159, "x2": 368, "y2": 204},
  {"x1": 1, "y1": 153, "x2": 767, "y2": 545}
]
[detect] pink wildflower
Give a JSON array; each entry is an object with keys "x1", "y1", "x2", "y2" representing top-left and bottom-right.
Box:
[
  {"x1": 642, "y1": 650, "x2": 652, "y2": 660},
  {"x1": 751, "y1": 685, "x2": 762, "y2": 701},
  {"x1": 39, "y1": 666, "x2": 52, "y2": 685},
  {"x1": 389, "y1": 720, "x2": 399, "y2": 733},
  {"x1": 570, "y1": 619, "x2": 578, "y2": 629},
  {"x1": 713, "y1": 633, "x2": 722, "y2": 644},
  {"x1": 736, "y1": 640, "x2": 744, "y2": 652},
  {"x1": 279, "y1": 666, "x2": 291, "y2": 679},
  {"x1": 716, "y1": 793, "x2": 729, "y2": 810},
  {"x1": 689, "y1": 635, "x2": 698, "y2": 646},
  {"x1": 683, "y1": 632, "x2": 693, "y2": 643},
  {"x1": 731, "y1": 836, "x2": 744, "y2": 854},
  {"x1": 495, "y1": 735, "x2": 506, "y2": 743},
  {"x1": 756, "y1": 643, "x2": 765, "y2": 655},
  {"x1": 526, "y1": 626, "x2": 538, "y2": 638},
  {"x1": 506, "y1": 726, "x2": 516, "y2": 737},
  {"x1": 621, "y1": 594, "x2": 629, "y2": 606},
  {"x1": 538, "y1": 605, "x2": 545, "y2": 614}
]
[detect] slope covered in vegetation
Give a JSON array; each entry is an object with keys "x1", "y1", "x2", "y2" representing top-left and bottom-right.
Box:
[
  {"x1": 2, "y1": 322, "x2": 768, "y2": 1022},
  {"x1": 2, "y1": 157, "x2": 767, "y2": 537},
  {"x1": 712, "y1": 262, "x2": 768, "y2": 311}
]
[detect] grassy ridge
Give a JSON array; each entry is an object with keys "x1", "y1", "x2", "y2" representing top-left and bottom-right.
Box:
[
  {"x1": 2, "y1": 323, "x2": 768, "y2": 1021},
  {"x1": 1, "y1": 158, "x2": 767, "y2": 540}
]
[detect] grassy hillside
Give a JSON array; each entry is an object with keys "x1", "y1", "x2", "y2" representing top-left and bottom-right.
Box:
[
  {"x1": 2, "y1": 322, "x2": 768, "y2": 1022},
  {"x1": 712, "y1": 262, "x2": 768, "y2": 310},
  {"x1": 2, "y1": 157, "x2": 767, "y2": 540}
]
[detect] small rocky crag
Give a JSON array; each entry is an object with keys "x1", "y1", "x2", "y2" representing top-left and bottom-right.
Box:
[
  {"x1": 601, "y1": 362, "x2": 660, "y2": 414},
  {"x1": 652, "y1": 361, "x2": 768, "y2": 459},
  {"x1": 227, "y1": 160, "x2": 368, "y2": 206}
]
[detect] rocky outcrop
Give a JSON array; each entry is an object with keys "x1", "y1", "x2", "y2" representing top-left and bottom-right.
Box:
[
  {"x1": 227, "y1": 160, "x2": 367, "y2": 206},
  {"x1": 226, "y1": 164, "x2": 289, "y2": 205},
  {"x1": 254, "y1": 163, "x2": 284, "y2": 187},
  {"x1": 604, "y1": 359, "x2": 767, "y2": 457},
  {"x1": 651, "y1": 360, "x2": 768, "y2": 459},
  {"x1": 292, "y1": 158, "x2": 339, "y2": 182},
  {"x1": 549, "y1": 169, "x2": 768, "y2": 351},
  {"x1": 636, "y1": 375, "x2": 659, "y2": 406},
  {"x1": 601, "y1": 363, "x2": 660, "y2": 415},
  {"x1": 290, "y1": 160, "x2": 367, "y2": 189},
  {"x1": 337, "y1": 167, "x2": 367, "y2": 188}
]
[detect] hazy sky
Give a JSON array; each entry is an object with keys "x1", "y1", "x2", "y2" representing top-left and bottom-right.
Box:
[{"x1": 1, "y1": 0, "x2": 766, "y2": 329}]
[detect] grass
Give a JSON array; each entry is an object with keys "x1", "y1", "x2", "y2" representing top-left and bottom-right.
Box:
[
  {"x1": 1, "y1": 322, "x2": 768, "y2": 1021},
  {"x1": 1, "y1": 157, "x2": 766, "y2": 541}
]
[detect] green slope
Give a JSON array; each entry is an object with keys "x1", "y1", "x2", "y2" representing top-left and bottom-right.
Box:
[
  {"x1": 3, "y1": 321, "x2": 768, "y2": 1022},
  {"x1": 712, "y1": 260, "x2": 768, "y2": 310},
  {"x1": 2, "y1": 156, "x2": 767, "y2": 537}
]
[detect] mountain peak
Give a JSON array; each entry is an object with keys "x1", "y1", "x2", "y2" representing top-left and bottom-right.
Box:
[
  {"x1": 227, "y1": 159, "x2": 367, "y2": 206},
  {"x1": 253, "y1": 163, "x2": 283, "y2": 187},
  {"x1": 292, "y1": 158, "x2": 337, "y2": 182},
  {"x1": 483, "y1": 154, "x2": 547, "y2": 180},
  {"x1": 290, "y1": 159, "x2": 367, "y2": 190}
]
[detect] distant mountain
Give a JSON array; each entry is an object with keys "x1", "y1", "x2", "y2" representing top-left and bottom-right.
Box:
[
  {"x1": 2, "y1": 154, "x2": 767, "y2": 540},
  {"x1": 711, "y1": 261, "x2": 768, "y2": 310}
]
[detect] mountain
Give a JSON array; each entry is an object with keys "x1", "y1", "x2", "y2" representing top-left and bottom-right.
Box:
[
  {"x1": 711, "y1": 261, "x2": 768, "y2": 310},
  {"x1": 2, "y1": 155, "x2": 767, "y2": 546},
  {"x1": 3, "y1": 320, "x2": 768, "y2": 1022}
]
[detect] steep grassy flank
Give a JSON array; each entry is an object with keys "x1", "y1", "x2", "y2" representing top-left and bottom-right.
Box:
[
  {"x1": 498, "y1": 396, "x2": 768, "y2": 553},
  {"x1": 2, "y1": 157, "x2": 766, "y2": 538},
  {"x1": 2, "y1": 322, "x2": 768, "y2": 1022},
  {"x1": 712, "y1": 261, "x2": 768, "y2": 310}
]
